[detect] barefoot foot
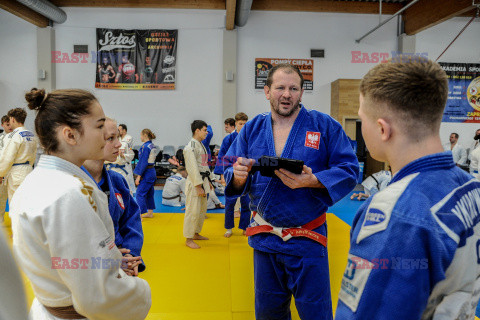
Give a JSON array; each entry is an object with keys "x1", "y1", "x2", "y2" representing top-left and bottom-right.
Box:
[
  {"x1": 186, "y1": 239, "x2": 200, "y2": 249},
  {"x1": 193, "y1": 234, "x2": 209, "y2": 240}
]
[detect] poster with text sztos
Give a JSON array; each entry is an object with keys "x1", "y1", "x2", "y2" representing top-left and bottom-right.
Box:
[
  {"x1": 440, "y1": 62, "x2": 480, "y2": 123},
  {"x1": 95, "y1": 29, "x2": 177, "y2": 90},
  {"x1": 255, "y1": 58, "x2": 314, "y2": 90}
]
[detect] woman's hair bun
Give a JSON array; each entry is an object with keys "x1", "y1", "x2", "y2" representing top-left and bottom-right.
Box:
[{"x1": 25, "y1": 88, "x2": 47, "y2": 111}]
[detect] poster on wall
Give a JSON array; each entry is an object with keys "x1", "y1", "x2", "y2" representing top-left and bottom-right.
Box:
[
  {"x1": 440, "y1": 62, "x2": 480, "y2": 123},
  {"x1": 255, "y1": 58, "x2": 314, "y2": 90},
  {"x1": 95, "y1": 28, "x2": 177, "y2": 90}
]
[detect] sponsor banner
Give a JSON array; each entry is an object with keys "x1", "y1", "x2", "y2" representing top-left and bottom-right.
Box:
[
  {"x1": 255, "y1": 58, "x2": 314, "y2": 90},
  {"x1": 440, "y1": 62, "x2": 480, "y2": 123},
  {"x1": 96, "y1": 29, "x2": 177, "y2": 90}
]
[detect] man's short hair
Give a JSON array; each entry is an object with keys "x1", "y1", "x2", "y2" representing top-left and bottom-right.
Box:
[
  {"x1": 451, "y1": 132, "x2": 459, "y2": 139},
  {"x1": 1, "y1": 115, "x2": 9, "y2": 124},
  {"x1": 191, "y1": 120, "x2": 207, "y2": 135},
  {"x1": 177, "y1": 166, "x2": 186, "y2": 172},
  {"x1": 118, "y1": 124, "x2": 127, "y2": 132},
  {"x1": 235, "y1": 112, "x2": 248, "y2": 122},
  {"x1": 360, "y1": 56, "x2": 448, "y2": 138},
  {"x1": 7, "y1": 108, "x2": 27, "y2": 124},
  {"x1": 266, "y1": 63, "x2": 304, "y2": 89},
  {"x1": 224, "y1": 118, "x2": 235, "y2": 127}
]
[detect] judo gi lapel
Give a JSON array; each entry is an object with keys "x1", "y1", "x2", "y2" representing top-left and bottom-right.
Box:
[
  {"x1": 257, "y1": 106, "x2": 307, "y2": 215},
  {"x1": 266, "y1": 106, "x2": 307, "y2": 158},
  {"x1": 79, "y1": 164, "x2": 114, "y2": 236}
]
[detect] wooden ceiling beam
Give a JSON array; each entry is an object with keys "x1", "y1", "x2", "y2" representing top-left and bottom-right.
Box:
[
  {"x1": 403, "y1": 0, "x2": 477, "y2": 35},
  {"x1": 0, "y1": 0, "x2": 49, "y2": 27},
  {"x1": 225, "y1": 0, "x2": 236, "y2": 30},
  {"x1": 50, "y1": 0, "x2": 404, "y2": 14},
  {"x1": 251, "y1": 0, "x2": 403, "y2": 15},
  {"x1": 50, "y1": 0, "x2": 226, "y2": 9}
]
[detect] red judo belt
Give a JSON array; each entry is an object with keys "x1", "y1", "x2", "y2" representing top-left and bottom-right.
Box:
[{"x1": 245, "y1": 212, "x2": 327, "y2": 247}]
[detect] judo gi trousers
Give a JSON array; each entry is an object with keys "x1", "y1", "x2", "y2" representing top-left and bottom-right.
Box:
[
  {"x1": 135, "y1": 168, "x2": 156, "y2": 214},
  {"x1": 183, "y1": 179, "x2": 207, "y2": 238},
  {"x1": 225, "y1": 194, "x2": 251, "y2": 230},
  {"x1": 0, "y1": 181, "x2": 7, "y2": 220},
  {"x1": 254, "y1": 249, "x2": 333, "y2": 320},
  {"x1": 7, "y1": 165, "x2": 32, "y2": 201}
]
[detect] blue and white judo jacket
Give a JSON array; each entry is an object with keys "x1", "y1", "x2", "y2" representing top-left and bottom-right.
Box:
[
  {"x1": 336, "y1": 152, "x2": 480, "y2": 319},
  {"x1": 82, "y1": 166, "x2": 145, "y2": 270},
  {"x1": 133, "y1": 141, "x2": 157, "y2": 183},
  {"x1": 214, "y1": 130, "x2": 238, "y2": 176},
  {"x1": 224, "y1": 106, "x2": 359, "y2": 257}
]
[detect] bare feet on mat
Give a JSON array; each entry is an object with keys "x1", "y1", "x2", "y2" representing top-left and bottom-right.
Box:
[
  {"x1": 215, "y1": 203, "x2": 225, "y2": 209},
  {"x1": 234, "y1": 210, "x2": 240, "y2": 218},
  {"x1": 186, "y1": 239, "x2": 200, "y2": 249},
  {"x1": 142, "y1": 213, "x2": 154, "y2": 218},
  {"x1": 242, "y1": 230, "x2": 247, "y2": 236},
  {"x1": 224, "y1": 230, "x2": 233, "y2": 238},
  {"x1": 193, "y1": 233, "x2": 209, "y2": 240}
]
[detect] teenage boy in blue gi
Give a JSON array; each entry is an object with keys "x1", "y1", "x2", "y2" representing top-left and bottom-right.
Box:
[
  {"x1": 335, "y1": 56, "x2": 480, "y2": 319},
  {"x1": 214, "y1": 112, "x2": 250, "y2": 237}
]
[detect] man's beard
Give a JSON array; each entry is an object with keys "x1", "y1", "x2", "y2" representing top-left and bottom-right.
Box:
[{"x1": 272, "y1": 100, "x2": 301, "y2": 118}]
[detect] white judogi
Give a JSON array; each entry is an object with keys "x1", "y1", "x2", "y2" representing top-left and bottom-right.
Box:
[
  {"x1": 10, "y1": 155, "x2": 151, "y2": 320},
  {"x1": 443, "y1": 142, "x2": 467, "y2": 166},
  {"x1": 361, "y1": 170, "x2": 392, "y2": 196},
  {"x1": 470, "y1": 147, "x2": 480, "y2": 178},
  {"x1": 162, "y1": 173, "x2": 186, "y2": 207},
  {"x1": 0, "y1": 126, "x2": 37, "y2": 201},
  {"x1": 183, "y1": 138, "x2": 211, "y2": 238},
  {"x1": 0, "y1": 227, "x2": 29, "y2": 320},
  {"x1": 119, "y1": 134, "x2": 136, "y2": 193},
  {"x1": 106, "y1": 141, "x2": 136, "y2": 194},
  {"x1": 469, "y1": 140, "x2": 480, "y2": 173}
]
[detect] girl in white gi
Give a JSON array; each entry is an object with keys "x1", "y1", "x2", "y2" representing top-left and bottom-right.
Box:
[{"x1": 10, "y1": 88, "x2": 151, "y2": 320}]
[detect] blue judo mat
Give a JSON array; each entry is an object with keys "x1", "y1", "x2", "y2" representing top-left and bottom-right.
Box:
[{"x1": 152, "y1": 190, "x2": 226, "y2": 213}]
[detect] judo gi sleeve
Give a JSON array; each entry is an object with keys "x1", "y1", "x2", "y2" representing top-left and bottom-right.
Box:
[
  {"x1": 213, "y1": 134, "x2": 231, "y2": 175},
  {"x1": 184, "y1": 147, "x2": 203, "y2": 187},
  {"x1": 117, "y1": 182, "x2": 144, "y2": 258},
  {"x1": 46, "y1": 189, "x2": 151, "y2": 320},
  {"x1": 313, "y1": 123, "x2": 359, "y2": 205},
  {"x1": 223, "y1": 130, "x2": 252, "y2": 197},
  {"x1": 133, "y1": 146, "x2": 149, "y2": 177}
]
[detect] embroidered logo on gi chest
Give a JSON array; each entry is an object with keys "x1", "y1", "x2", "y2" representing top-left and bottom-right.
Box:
[
  {"x1": 115, "y1": 193, "x2": 125, "y2": 210},
  {"x1": 305, "y1": 131, "x2": 320, "y2": 150},
  {"x1": 74, "y1": 175, "x2": 97, "y2": 212},
  {"x1": 364, "y1": 208, "x2": 386, "y2": 226}
]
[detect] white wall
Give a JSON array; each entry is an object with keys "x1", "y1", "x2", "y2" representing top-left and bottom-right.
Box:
[
  {"x1": 54, "y1": 8, "x2": 225, "y2": 148},
  {"x1": 237, "y1": 11, "x2": 399, "y2": 117},
  {"x1": 1, "y1": 8, "x2": 480, "y2": 150},
  {"x1": 0, "y1": 10, "x2": 37, "y2": 131}
]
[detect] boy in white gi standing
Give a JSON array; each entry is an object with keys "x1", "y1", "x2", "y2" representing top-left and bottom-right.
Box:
[{"x1": 183, "y1": 120, "x2": 211, "y2": 249}]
